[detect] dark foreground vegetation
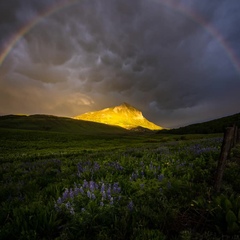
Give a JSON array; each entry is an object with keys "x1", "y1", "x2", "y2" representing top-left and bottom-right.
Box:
[{"x1": 1, "y1": 122, "x2": 240, "y2": 239}]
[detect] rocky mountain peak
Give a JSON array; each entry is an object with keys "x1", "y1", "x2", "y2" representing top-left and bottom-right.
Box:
[
  {"x1": 74, "y1": 103, "x2": 162, "y2": 130},
  {"x1": 113, "y1": 102, "x2": 140, "y2": 113}
]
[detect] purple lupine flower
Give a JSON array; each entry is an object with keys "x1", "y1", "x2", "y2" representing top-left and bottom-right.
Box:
[
  {"x1": 113, "y1": 182, "x2": 121, "y2": 193},
  {"x1": 91, "y1": 193, "x2": 96, "y2": 200},
  {"x1": 87, "y1": 190, "x2": 91, "y2": 199},
  {"x1": 117, "y1": 186, "x2": 121, "y2": 193},
  {"x1": 79, "y1": 187, "x2": 84, "y2": 194},
  {"x1": 110, "y1": 162, "x2": 123, "y2": 171},
  {"x1": 131, "y1": 172, "x2": 138, "y2": 180},
  {"x1": 57, "y1": 197, "x2": 62, "y2": 204},
  {"x1": 70, "y1": 207, "x2": 75, "y2": 215},
  {"x1": 100, "y1": 201, "x2": 104, "y2": 207},
  {"x1": 101, "y1": 183, "x2": 105, "y2": 193},
  {"x1": 127, "y1": 200, "x2": 134, "y2": 211},
  {"x1": 93, "y1": 162, "x2": 100, "y2": 171},
  {"x1": 107, "y1": 186, "x2": 111, "y2": 196},
  {"x1": 69, "y1": 188, "x2": 74, "y2": 198},
  {"x1": 62, "y1": 189, "x2": 69, "y2": 201},
  {"x1": 179, "y1": 162, "x2": 186, "y2": 167},
  {"x1": 107, "y1": 193, "x2": 112, "y2": 200},
  {"x1": 74, "y1": 187, "x2": 80, "y2": 195},
  {"x1": 115, "y1": 162, "x2": 123, "y2": 171},
  {"x1": 89, "y1": 181, "x2": 95, "y2": 192},
  {"x1": 110, "y1": 197, "x2": 114, "y2": 205},
  {"x1": 158, "y1": 174, "x2": 164, "y2": 182},
  {"x1": 83, "y1": 179, "x2": 89, "y2": 188},
  {"x1": 65, "y1": 201, "x2": 71, "y2": 209},
  {"x1": 101, "y1": 190, "x2": 106, "y2": 200}
]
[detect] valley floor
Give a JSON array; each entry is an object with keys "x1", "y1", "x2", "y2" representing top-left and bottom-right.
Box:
[{"x1": 1, "y1": 129, "x2": 240, "y2": 239}]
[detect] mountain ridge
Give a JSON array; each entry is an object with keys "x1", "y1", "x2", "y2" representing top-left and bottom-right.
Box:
[
  {"x1": 158, "y1": 112, "x2": 240, "y2": 134},
  {"x1": 1, "y1": 110, "x2": 240, "y2": 134},
  {"x1": 0, "y1": 114, "x2": 128, "y2": 134},
  {"x1": 74, "y1": 102, "x2": 163, "y2": 130}
]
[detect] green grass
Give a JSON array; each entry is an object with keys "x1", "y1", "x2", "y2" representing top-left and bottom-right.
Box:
[
  {"x1": 0, "y1": 114, "x2": 128, "y2": 134},
  {"x1": 0, "y1": 127, "x2": 221, "y2": 161},
  {"x1": 1, "y1": 121, "x2": 240, "y2": 239}
]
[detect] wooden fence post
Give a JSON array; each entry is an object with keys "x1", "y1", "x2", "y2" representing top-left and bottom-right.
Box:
[
  {"x1": 214, "y1": 127, "x2": 235, "y2": 192},
  {"x1": 233, "y1": 125, "x2": 238, "y2": 147},
  {"x1": 237, "y1": 129, "x2": 240, "y2": 144}
]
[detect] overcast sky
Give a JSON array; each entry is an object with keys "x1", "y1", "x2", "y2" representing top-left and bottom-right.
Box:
[{"x1": 0, "y1": 0, "x2": 240, "y2": 128}]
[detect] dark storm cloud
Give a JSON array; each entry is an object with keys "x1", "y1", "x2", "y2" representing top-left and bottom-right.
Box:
[{"x1": 0, "y1": 0, "x2": 240, "y2": 127}]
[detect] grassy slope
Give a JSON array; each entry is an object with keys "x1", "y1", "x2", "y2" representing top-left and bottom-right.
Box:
[
  {"x1": 1, "y1": 114, "x2": 230, "y2": 239},
  {"x1": 0, "y1": 127, "x2": 221, "y2": 164},
  {"x1": 159, "y1": 112, "x2": 240, "y2": 134},
  {"x1": 0, "y1": 113, "x2": 223, "y2": 162},
  {"x1": 0, "y1": 114, "x2": 128, "y2": 134},
  {"x1": 0, "y1": 126, "x2": 228, "y2": 239}
]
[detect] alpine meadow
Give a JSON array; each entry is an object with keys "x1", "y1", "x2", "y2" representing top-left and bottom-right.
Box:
[
  {"x1": 1, "y1": 0, "x2": 240, "y2": 239},
  {"x1": 1, "y1": 110, "x2": 240, "y2": 239}
]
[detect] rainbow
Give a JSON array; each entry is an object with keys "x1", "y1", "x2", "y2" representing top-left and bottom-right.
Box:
[
  {"x1": 0, "y1": 0, "x2": 78, "y2": 66},
  {"x1": 0, "y1": 0, "x2": 239, "y2": 75},
  {"x1": 155, "y1": 0, "x2": 240, "y2": 74}
]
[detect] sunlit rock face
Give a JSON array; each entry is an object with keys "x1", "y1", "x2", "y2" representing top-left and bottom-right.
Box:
[{"x1": 74, "y1": 102, "x2": 163, "y2": 130}]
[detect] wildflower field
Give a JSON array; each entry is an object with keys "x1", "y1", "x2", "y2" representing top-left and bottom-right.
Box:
[{"x1": 1, "y1": 128, "x2": 240, "y2": 239}]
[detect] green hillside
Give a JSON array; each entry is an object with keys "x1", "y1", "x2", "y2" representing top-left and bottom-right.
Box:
[
  {"x1": 159, "y1": 112, "x2": 240, "y2": 134},
  {"x1": 0, "y1": 114, "x2": 128, "y2": 134}
]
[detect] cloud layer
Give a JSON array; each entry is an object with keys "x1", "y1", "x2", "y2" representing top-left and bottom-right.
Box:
[{"x1": 0, "y1": 0, "x2": 240, "y2": 127}]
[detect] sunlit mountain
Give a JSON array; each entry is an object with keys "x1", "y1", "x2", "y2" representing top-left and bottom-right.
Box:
[{"x1": 74, "y1": 102, "x2": 163, "y2": 130}]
